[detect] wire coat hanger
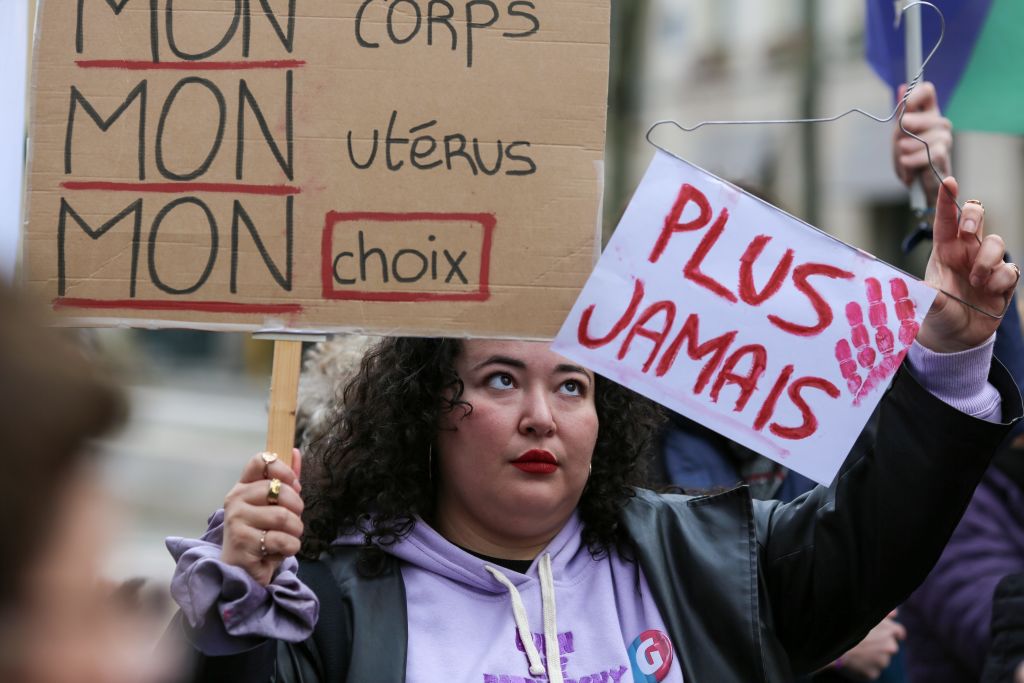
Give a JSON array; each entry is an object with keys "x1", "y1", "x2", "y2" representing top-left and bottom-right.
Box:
[{"x1": 643, "y1": 1, "x2": 1017, "y2": 320}]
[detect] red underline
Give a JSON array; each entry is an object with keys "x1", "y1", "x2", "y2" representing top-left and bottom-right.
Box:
[
  {"x1": 54, "y1": 297, "x2": 303, "y2": 315},
  {"x1": 76, "y1": 59, "x2": 305, "y2": 71},
  {"x1": 61, "y1": 181, "x2": 301, "y2": 196}
]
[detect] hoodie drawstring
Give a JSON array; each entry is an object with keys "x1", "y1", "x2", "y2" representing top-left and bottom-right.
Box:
[
  {"x1": 538, "y1": 554, "x2": 560, "y2": 682},
  {"x1": 485, "y1": 553, "x2": 562, "y2": 683}
]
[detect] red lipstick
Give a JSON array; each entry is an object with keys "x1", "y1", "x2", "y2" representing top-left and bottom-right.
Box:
[{"x1": 511, "y1": 449, "x2": 558, "y2": 475}]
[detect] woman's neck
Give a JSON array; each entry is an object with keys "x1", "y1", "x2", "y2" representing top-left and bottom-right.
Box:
[{"x1": 433, "y1": 512, "x2": 560, "y2": 561}]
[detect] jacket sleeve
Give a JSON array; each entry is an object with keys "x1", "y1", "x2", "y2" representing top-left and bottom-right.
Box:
[
  {"x1": 753, "y1": 362, "x2": 1022, "y2": 674},
  {"x1": 903, "y1": 470, "x2": 1024, "y2": 676},
  {"x1": 172, "y1": 547, "x2": 407, "y2": 683},
  {"x1": 166, "y1": 555, "x2": 344, "y2": 683},
  {"x1": 165, "y1": 510, "x2": 319, "y2": 654},
  {"x1": 981, "y1": 572, "x2": 1024, "y2": 683}
]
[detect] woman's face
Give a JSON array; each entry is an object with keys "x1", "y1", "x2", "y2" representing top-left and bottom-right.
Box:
[{"x1": 434, "y1": 340, "x2": 599, "y2": 557}]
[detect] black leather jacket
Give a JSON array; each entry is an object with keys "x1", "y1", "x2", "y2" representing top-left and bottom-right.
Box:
[{"x1": 182, "y1": 366, "x2": 1021, "y2": 683}]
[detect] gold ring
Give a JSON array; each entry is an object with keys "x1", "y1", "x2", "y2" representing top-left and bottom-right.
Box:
[
  {"x1": 260, "y1": 452, "x2": 278, "y2": 479},
  {"x1": 267, "y1": 478, "x2": 282, "y2": 505},
  {"x1": 963, "y1": 199, "x2": 985, "y2": 210},
  {"x1": 259, "y1": 530, "x2": 269, "y2": 557}
]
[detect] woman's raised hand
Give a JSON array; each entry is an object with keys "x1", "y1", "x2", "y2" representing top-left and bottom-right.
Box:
[
  {"x1": 220, "y1": 449, "x2": 304, "y2": 586},
  {"x1": 917, "y1": 177, "x2": 1019, "y2": 353}
]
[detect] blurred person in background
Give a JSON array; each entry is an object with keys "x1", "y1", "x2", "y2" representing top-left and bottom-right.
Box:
[
  {"x1": 0, "y1": 284, "x2": 177, "y2": 683},
  {"x1": 902, "y1": 415, "x2": 1024, "y2": 683}
]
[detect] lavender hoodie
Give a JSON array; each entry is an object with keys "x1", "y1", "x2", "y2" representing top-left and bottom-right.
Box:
[
  {"x1": 169, "y1": 509, "x2": 684, "y2": 682},
  {"x1": 166, "y1": 339, "x2": 1001, "y2": 681},
  {"x1": 375, "y1": 512, "x2": 683, "y2": 683}
]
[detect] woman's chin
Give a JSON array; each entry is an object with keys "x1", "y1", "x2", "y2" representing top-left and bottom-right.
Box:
[{"x1": 482, "y1": 487, "x2": 580, "y2": 531}]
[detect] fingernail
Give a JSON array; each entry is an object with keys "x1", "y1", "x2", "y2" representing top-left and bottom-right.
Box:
[
  {"x1": 970, "y1": 274, "x2": 981, "y2": 287},
  {"x1": 963, "y1": 219, "x2": 978, "y2": 234}
]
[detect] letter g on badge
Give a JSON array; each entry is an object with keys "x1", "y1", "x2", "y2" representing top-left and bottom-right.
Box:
[{"x1": 628, "y1": 630, "x2": 673, "y2": 682}]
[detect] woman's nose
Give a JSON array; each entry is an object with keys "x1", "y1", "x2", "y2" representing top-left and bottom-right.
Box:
[{"x1": 519, "y1": 389, "x2": 556, "y2": 436}]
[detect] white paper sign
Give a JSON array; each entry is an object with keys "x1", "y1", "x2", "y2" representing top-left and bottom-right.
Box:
[{"x1": 553, "y1": 151, "x2": 938, "y2": 485}]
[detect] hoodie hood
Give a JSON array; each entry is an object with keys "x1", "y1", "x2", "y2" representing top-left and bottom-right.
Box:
[{"x1": 369, "y1": 512, "x2": 589, "y2": 591}]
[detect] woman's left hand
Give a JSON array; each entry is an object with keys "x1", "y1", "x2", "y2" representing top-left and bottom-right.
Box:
[{"x1": 916, "y1": 177, "x2": 1019, "y2": 353}]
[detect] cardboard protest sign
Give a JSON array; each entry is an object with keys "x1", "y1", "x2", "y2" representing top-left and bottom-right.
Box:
[
  {"x1": 553, "y1": 151, "x2": 938, "y2": 485},
  {"x1": 23, "y1": 1, "x2": 609, "y2": 337}
]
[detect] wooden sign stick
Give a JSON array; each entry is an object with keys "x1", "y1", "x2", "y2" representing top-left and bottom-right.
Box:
[
  {"x1": 257, "y1": 333, "x2": 328, "y2": 467},
  {"x1": 266, "y1": 340, "x2": 302, "y2": 467}
]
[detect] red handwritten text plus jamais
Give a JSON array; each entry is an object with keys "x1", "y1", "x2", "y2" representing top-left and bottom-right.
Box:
[{"x1": 578, "y1": 183, "x2": 848, "y2": 442}]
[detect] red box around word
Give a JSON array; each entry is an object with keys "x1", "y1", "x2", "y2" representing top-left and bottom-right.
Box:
[{"x1": 321, "y1": 211, "x2": 495, "y2": 303}]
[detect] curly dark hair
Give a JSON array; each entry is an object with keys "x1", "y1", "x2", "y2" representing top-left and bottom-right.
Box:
[{"x1": 300, "y1": 337, "x2": 664, "y2": 562}]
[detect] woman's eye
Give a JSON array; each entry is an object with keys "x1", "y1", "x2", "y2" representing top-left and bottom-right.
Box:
[
  {"x1": 486, "y1": 373, "x2": 515, "y2": 390},
  {"x1": 560, "y1": 380, "x2": 584, "y2": 396}
]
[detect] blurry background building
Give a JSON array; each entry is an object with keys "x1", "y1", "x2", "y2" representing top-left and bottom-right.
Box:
[
  {"x1": 2, "y1": 0, "x2": 1022, "y2": 591},
  {"x1": 610, "y1": 0, "x2": 1024, "y2": 267}
]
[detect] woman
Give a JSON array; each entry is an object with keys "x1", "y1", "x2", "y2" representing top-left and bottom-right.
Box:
[{"x1": 168, "y1": 179, "x2": 1022, "y2": 682}]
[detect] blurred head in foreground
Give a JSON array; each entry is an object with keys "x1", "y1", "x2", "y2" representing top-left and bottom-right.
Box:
[{"x1": 0, "y1": 286, "x2": 168, "y2": 683}]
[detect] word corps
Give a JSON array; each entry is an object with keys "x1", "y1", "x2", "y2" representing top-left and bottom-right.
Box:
[{"x1": 578, "y1": 184, "x2": 857, "y2": 442}]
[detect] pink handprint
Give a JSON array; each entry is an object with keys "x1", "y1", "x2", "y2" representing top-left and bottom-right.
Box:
[{"x1": 834, "y1": 277, "x2": 919, "y2": 405}]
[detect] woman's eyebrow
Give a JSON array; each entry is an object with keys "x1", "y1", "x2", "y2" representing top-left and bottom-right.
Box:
[
  {"x1": 472, "y1": 355, "x2": 526, "y2": 371},
  {"x1": 556, "y1": 363, "x2": 593, "y2": 379}
]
